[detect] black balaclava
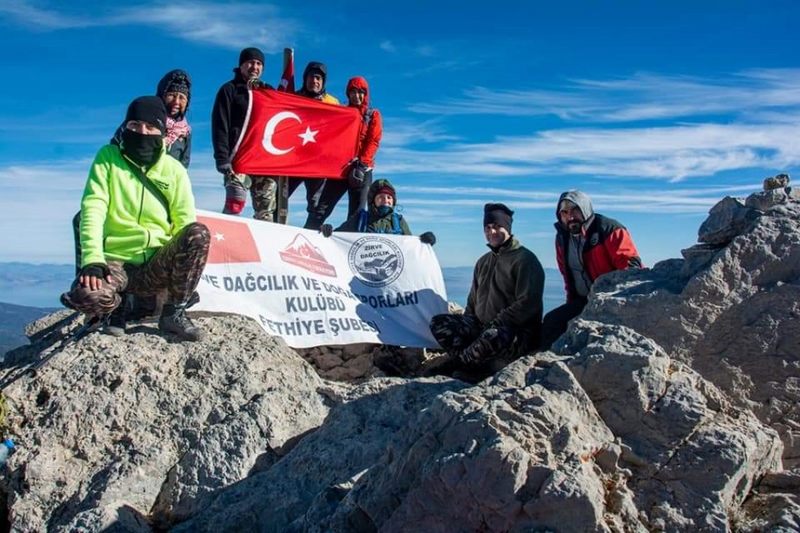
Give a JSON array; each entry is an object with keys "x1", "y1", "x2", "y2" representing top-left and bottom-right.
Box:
[
  {"x1": 120, "y1": 96, "x2": 166, "y2": 169},
  {"x1": 483, "y1": 203, "x2": 514, "y2": 233}
]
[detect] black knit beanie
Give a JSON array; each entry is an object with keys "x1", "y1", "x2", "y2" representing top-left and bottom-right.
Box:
[
  {"x1": 125, "y1": 96, "x2": 167, "y2": 136},
  {"x1": 483, "y1": 203, "x2": 514, "y2": 232},
  {"x1": 239, "y1": 47, "x2": 265, "y2": 65}
]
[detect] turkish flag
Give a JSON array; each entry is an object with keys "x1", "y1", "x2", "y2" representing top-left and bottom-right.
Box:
[
  {"x1": 198, "y1": 216, "x2": 262, "y2": 264},
  {"x1": 232, "y1": 90, "x2": 360, "y2": 178}
]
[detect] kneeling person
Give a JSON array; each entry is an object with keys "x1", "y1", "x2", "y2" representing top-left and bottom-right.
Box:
[
  {"x1": 429, "y1": 203, "x2": 544, "y2": 379},
  {"x1": 62, "y1": 96, "x2": 210, "y2": 341}
]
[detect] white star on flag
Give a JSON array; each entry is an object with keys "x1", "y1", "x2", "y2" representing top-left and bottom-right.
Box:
[
  {"x1": 214, "y1": 233, "x2": 225, "y2": 242},
  {"x1": 298, "y1": 126, "x2": 318, "y2": 146}
]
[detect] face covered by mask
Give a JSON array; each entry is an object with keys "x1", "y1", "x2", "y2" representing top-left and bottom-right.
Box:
[
  {"x1": 121, "y1": 129, "x2": 163, "y2": 168},
  {"x1": 375, "y1": 205, "x2": 393, "y2": 217}
]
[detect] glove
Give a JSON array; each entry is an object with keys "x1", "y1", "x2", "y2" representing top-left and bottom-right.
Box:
[
  {"x1": 223, "y1": 178, "x2": 247, "y2": 215},
  {"x1": 321, "y1": 224, "x2": 333, "y2": 237},
  {"x1": 217, "y1": 162, "x2": 234, "y2": 176},
  {"x1": 80, "y1": 263, "x2": 110, "y2": 279},
  {"x1": 348, "y1": 159, "x2": 370, "y2": 188},
  {"x1": 247, "y1": 78, "x2": 266, "y2": 90},
  {"x1": 419, "y1": 232, "x2": 436, "y2": 245}
]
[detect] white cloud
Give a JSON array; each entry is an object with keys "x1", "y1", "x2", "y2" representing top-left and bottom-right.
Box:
[
  {"x1": 379, "y1": 40, "x2": 396, "y2": 53},
  {"x1": 409, "y1": 69, "x2": 800, "y2": 122},
  {"x1": 0, "y1": 1, "x2": 300, "y2": 51}
]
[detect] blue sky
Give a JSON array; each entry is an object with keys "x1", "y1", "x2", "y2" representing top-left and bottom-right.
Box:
[{"x1": 1, "y1": 0, "x2": 798, "y2": 269}]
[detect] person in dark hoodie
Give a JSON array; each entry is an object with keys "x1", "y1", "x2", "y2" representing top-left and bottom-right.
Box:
[
  {"x1": 111, "y1": 69, "x2": 193, "y2": 168},
  {"x1": 540, "y1": 190, "x2": 642, "y2": 349},
  {"x1": 319, "y1": 179, "x2": 435, "y2": 243},
  {"x1": 287, "y1": 61, "x2": 341, "y2": 229},
  {"x1": 311, "y1": 76, "x2": 383, "y2": 225},
  {"x1": 211, "y1": 47, "x2": 278, "y2": 220},
  {"x1": 426, "y1": 203, "x2": 544, "y2": 382}
]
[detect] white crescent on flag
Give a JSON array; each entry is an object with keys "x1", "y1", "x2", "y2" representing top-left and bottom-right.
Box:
[{"x1": 262, "y1": 111, "x2": 301, "y2": 155}]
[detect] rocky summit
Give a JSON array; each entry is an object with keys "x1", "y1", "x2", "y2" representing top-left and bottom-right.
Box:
[{"x1": 0, "y1": 184, "x2": 798, "y2": 532}]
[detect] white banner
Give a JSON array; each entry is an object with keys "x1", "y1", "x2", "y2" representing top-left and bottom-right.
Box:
[{"x1": 193, "y1": 210, "x2": 449, "y2": 348}]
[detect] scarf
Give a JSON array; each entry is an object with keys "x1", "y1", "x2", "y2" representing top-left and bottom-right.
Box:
[{"x1": 165, "y1": 117, "x2": 191, "y2": 148}]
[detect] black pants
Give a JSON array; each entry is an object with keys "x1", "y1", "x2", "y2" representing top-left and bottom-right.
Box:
[
  {"x1": 540, "y1": 298, "x2": 587, "y2": 350},
  {"x1": 288, "y1": 173, "x2": 372, "y2": 230}
]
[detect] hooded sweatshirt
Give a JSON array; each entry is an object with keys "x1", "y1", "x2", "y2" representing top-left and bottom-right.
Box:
[
  {"x1": 296, "y1": 62, "x2": 340, "y2": 104},
  {"x1": 335, "y1": 179, "x2": 410, "y2": 235},
  {"x1": 554, "y1": 190, "x2": 643, "y2": 302},
  {"x1": 346, "y1": 76, "x2": 382, "y2": 167}
]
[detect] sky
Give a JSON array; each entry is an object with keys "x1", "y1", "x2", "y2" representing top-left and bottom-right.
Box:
[{"x1": 0, "y1": 0, "x2": 798, "y2": 269}]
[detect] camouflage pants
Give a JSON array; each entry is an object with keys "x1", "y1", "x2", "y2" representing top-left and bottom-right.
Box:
[
  {"x1": 223, "y1": 174, "x2": 277, "y2": 221},
  {"x1": 63, "y1": 222, "x2": 210, "y2": 316},
  {"x1": 429, "y1": 314, "x2": 516, "y2": 365},
  {"x1": 250, "y1": 176, "x2": 277, "y2": 221}
]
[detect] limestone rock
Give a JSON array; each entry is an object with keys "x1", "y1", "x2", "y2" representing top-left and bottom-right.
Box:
[
  {"x1": 697, "y1": 196, "x2": 759, "y2": 245},
  {"x1": 763, "y1": 172, "x2": 790, "y2": 190}
]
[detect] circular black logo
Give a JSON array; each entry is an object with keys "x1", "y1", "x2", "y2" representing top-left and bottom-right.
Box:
[{"x1": 348, "y1": 236, "x2": 405, "y2": 287}]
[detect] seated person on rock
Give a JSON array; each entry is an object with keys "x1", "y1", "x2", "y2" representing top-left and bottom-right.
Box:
[
  {"x1": 61, "y1": 96, "x2": 210, "y2": 342},
  {"x1": 320, "y1": 179, "x2": 435, "y2": 244},
  {"x1": 540, "y1": 190, "x2": 642, "y2": 350},
  {"x1": 427, "y1": 203, "x2": 544, "y2": 381}
]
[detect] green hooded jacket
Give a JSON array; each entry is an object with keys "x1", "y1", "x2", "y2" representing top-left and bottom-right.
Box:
[{"x1": 79, "y1": 144, "x2": 196, "y2": 267}]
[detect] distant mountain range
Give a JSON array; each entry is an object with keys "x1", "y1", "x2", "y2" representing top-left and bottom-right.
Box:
[{"x1": 0, "y1": 262, "x2": 565, "y2": 356}]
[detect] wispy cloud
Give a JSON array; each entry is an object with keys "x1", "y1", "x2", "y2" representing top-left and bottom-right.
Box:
[
  {"x1": 409, "y1": 69, "x2": 800, "y2": 122},
  {"x1": 0, "y1": 1, "x2": 301, "y2": 51},
  {"x1": 379, "y1": 121, "x2": 800, "y2": 181},
  {"x1": 379, "y1": 40, "x2": 397, "y2": 53}
]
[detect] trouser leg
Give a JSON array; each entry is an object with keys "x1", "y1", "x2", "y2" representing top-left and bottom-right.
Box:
[
  {"x1": 62, "y1": 261, "x2": 129, "y2": 316},
  {"x1": 540, "y1": 298, "x2": 587, "y2": 350},
  {"x1": 250, "y1": 176, "x2": 277, "y2": 221},
  {"x1": 310, "y1": 178, "x2": 349, "y2": 228},
  {"x1": 302, "y1": 178, "x2": 328, "y2": 230},
  {"x1": 126, "y1": 222, "x2": 210, "y2": 305},
  {"x1": 72, "y1": 211, "x2": 82, "y2": 276},
  {"x1": 347, "y1": 169, "x2": 372, "y2": 219},
  {"x1": 460, "y1": 325, "x2": 516, "y2": 365}
]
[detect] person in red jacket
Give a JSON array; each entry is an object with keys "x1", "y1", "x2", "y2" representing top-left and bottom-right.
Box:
[
  {"x1": 540, "y1": 190, "x2": 642, "y2": 349},
  {"x1": 312, "y1": 76, "x2": 383, "y2": 227}
]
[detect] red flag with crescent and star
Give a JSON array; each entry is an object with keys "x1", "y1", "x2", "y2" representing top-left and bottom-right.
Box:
[{"x1": 232, "y1": 90, "x2": 361, "y2": 178}]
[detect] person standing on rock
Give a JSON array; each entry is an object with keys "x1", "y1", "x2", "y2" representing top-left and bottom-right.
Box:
[
  {"x1": 286, "y1": 61, "x2": 341, "y2": 229},
  {"x1": 212, "y1": 47, "x2": 278, "y2": 219},
  {"x1": 61, "y1": 96, "x2": 210, "y2": 342},
  {"x1": 311, "y1": 76, "x2": 383, "y2": 225},
  {"x1": 426, "y1": 203, "x2": 544, "y2": 381},
  {"x1": 540, "y1": 190, "x2": 642, "y2": 350}
]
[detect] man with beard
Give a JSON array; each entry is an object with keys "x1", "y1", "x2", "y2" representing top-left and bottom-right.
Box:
[
  {"x1": 540, "y1": 190, "x2": 642, "y2": 349},
  {"x1": 212, "y1": 47, "x2": 277, "y2": 220},
  {"x1": 61, "y1": 96, "x2": 210, "y2": 342}
]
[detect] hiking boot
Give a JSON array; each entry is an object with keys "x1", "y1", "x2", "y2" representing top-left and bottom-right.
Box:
[
  {"x1": 159, "y1": 304, "x2": 203, "y2": 342},
  {"x1": 104, "y1": 305, "x2": 127, "y2": 337}
]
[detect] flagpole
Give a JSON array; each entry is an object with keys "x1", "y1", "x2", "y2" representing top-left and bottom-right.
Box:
[{"x1": 276, "y1": 47, "x2": 294, "y2": 225}]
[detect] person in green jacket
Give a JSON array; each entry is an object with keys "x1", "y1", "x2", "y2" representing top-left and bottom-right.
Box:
[
  {"x1": 427, "y1": 203, "x2": 544, "y2": 381},
  {"x1": 320, "y1": 179, "x2": 436, "y2": 244},
  {"x1": 61, "y1": 96, "x2": 210, "y2": 341}
]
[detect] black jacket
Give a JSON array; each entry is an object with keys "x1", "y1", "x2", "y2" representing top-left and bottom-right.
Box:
[{"x1": 211, "y1": 71, "x2": 274, "y2": 171}]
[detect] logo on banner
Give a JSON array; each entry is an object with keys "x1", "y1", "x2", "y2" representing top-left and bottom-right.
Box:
[
  {"x1": 198, "y1": 216, "x2": 261, "y2": 264},
  {"x1": 279, "y1": 234, "x2": 337, "y2": 277},
  {"x1": 348, "y1": 236, "x2": 405, "y2": 287}
]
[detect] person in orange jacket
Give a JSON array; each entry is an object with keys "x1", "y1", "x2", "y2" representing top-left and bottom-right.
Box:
[
  {"x1": 309, "y1": 76, "x2": 383, "y2": 228},
  {"x1": 540, "y1": 190, "x2": 642, "y2": 349}
]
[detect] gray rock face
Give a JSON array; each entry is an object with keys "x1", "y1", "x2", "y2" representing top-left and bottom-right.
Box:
[{"x1": 0, "y1": 189, "x2": 797, "y2": 531}]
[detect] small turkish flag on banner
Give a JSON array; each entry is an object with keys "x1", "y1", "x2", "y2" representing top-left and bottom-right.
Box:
[
  {"x1": 198, "y1": 215, "x2": 262, "y2": 264},
  {"x1": 232, "y1": 90, "x2": 361, "y2": 178}
]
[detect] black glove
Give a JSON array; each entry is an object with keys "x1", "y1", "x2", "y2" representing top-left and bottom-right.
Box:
[
  {"x1": 217, "y1": 162, "x2": 234, "y2": 176},
  {"x1": 419, "y1": 232, "x2": 436, "y2": 245},
  {"x1": 321, "y1": 224, "x2": 333, "y2": 237},
  {"x1": 348, "y1": 159, "x2": 370, "y2": 188},
  {"x1": 80, "y1": 263, "x2": 110, "y2": 279}
]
